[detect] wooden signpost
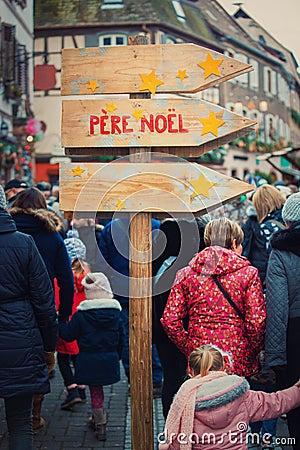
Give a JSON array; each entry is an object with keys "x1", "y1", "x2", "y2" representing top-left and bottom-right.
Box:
[
  {"x1": 61, "y1": 43, "x2": 252, "y2": 96},
  {"x1": 60, "y1": 36, "x2": 255, "y2": 450},
  {"x1": 60, "y1": 162, "x2": 253, "y2": 213},
  {"x1": 62, "y1": 98, "x2": 255, "y2": 149}
]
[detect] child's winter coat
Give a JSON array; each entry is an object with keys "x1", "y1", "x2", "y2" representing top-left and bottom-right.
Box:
[
  {"x1": 59, "y1": 295, "x2": 123, "y2": 386},
  {"x1": 159, "y1": 371, "x2": 300, "y2": 450},
  {"x1": 56, "y1": 272, "x2": 86, "y2": 355}
]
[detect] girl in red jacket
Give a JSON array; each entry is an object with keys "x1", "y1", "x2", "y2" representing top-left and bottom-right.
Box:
[
  {"x1": 159, "y1": 345, "x2": 300, "y2": 450},
  {"x1": 56, "y1": 235, "x2": 90, "y2": 410}
]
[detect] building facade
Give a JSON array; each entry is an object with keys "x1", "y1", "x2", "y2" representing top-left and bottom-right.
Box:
[
  {"x1": 33, "y1": 0, "x2": 300, "y2": 183},
  {"x1": 0, "y1": 0, "x2": 35, "y2": 184}
]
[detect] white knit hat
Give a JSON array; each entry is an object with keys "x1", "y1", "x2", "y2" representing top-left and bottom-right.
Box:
[
  {"x1": 282, "y1": 192, "x2": 300, "y2": 224},
  {"x1": 82, "y1": 272, "x2": 113, "y2": 300},
  {"x1": 0, "y1": 186, "x2": 7, "y2": 210}
]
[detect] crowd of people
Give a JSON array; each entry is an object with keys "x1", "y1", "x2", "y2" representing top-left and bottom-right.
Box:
[{"x1": 0, "y1": 176, "x2": 299, "y2": 450}]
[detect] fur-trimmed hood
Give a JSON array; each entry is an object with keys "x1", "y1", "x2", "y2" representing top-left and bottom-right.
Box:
[
  {"x1": 77, "y1": 298, "x2": 121, "y2": 311},
  {"x1": 194, "y1": 374, "x2": 249, "y2": 431},
  {"x1": 9, "y1": 207, "x2": 63, "y2": 233},
  {"x1": 195, "y1": 374, "x2": 249, "y2": 411},
  {"x1": 270, "y1": 221, "x2": 300, "y2": 256},
  {"x1": 75, "y1": 298, "x2": 122, "y2": 330}
]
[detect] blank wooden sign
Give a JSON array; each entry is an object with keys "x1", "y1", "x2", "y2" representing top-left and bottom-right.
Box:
[
  {"x1": 59, "y1": 161, "x2": 253, "y2": 213},
  {"x1": 61, "y1": 44, "x2": 253, "y2": 96}
]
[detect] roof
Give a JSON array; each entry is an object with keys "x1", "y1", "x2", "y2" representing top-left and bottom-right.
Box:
[
  {"x1": 257, "y1": 147, "x2": 300, "y2": 178},
  {"x1": 233, "y1": 7, "x2": 300, "y2": 84},
  {"x1": 34, "y1": 0, "x2": 216, "y2": 44}
]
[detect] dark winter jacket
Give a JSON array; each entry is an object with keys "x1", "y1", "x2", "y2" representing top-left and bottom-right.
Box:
[
  {"x1": 0, "y1": 209, "x2": 58, "y2": 398},
  {"x1": 98, "y1": 218, "x2": 160, "y2": 302},
  {"x1": 59, "y1": 298, "x2": 123, "y2": 386},
  {"x1": 75, "y1": 224, "x2": 103, "y2": 272},
  {"x1": 265, "y1": 221, "x2": 300, "y2": 367},
  {"x1": 242, "y1": 208, "x2": 284, "y2": 284},
  {"x1": 9, "y1": 207, "x2": 74, "y2": 319}
]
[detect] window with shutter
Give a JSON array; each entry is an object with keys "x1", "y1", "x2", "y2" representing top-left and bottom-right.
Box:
[
  {"x1": 2, "y1": 23, "x2": 16, "y2": 84},
  {"x1": 17, "y1": 44, "x2": 28, "y2": 97}
]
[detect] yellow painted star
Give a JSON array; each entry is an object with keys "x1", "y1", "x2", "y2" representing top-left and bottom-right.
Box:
[
  {"x1": 139, "y1": 70, "x2": 164, "y2": 95},
  {"x1": 199, "y1": 111, "x2": 225, "y2": 137},
  {"x1": 190, "y1": 173, "x2": 216, "y2": 199},
  {"x1": 132, "y1": 109, "x2": 144, "y2": 121},
  {"x1": 72, "y1": 165, "x2": 85, "y2": 177},
  {"x1": 87, "y1": 80, "x2": 99, "y2": 93},
  {"x1": 176, "y1": 69, "x2": 188, "y2": 81},
  {"x1": 115, "y1": 198, "x2": 126, "y2": 210},
  {"x1": 197, "y1": 53, "x2": 223, "y2": 79},
  {"x1": 106, "y1": 102, "x2": 117, "y2": 114}
]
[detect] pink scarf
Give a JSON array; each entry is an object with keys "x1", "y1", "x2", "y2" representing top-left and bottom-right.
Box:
[{"x1": 162, "y1": 371, "x2": 227, "y2": 450}]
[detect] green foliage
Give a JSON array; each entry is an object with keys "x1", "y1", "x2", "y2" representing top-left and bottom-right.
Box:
[
  {"x1": 291, "y1": 109, "x2": 300, "y2": 129},
  {"x1": 198, "y1": 147, "x2": 227, "y2": 165},
  {"x1": 254, "y1": 170, "x2": 273, "y2": 185}
]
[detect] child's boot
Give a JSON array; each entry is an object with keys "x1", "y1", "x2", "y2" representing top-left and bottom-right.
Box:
[
  {"x1": 93, "y1": 408, "x2": 107, "y2": 441},
  {"x1": 78, "y1": 387, "x2": 87, "y2": 403},
  {"x1": 61, "y1": 387, "x2": 81, "y2": 410}
]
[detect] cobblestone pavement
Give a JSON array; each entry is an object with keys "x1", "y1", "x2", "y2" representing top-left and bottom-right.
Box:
[
  {"x1": 0, "y1": 364, "x2": 164, "y2": 450},
  {"x1": 0, "y1": 364, "x2": 292, "y2": 450}
]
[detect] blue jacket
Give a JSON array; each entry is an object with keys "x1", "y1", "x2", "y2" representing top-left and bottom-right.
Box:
[
  {"x1": 98, "y1": 218, "x2": 160, "y2": 302},
  {"x1": 10, "y1": 207, "x2": 74, "y2": 319},
  {"x1": 59, "y1": 298, "x2": 123, "y2": 386},
  {"x1": 0, "y1": 209, "x2": 58, "y2": 398}
]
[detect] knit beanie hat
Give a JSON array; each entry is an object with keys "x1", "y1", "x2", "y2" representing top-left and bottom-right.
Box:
[
  {"x1": 282, "y1": 192, "x2": 300, "y2": 224},
  {"x1": 0, "y1": 186, "x2": 7, "y2": 209},
  {"x1": 64, "y1": 237, "x2": 86, "y2": 262},
  {"x1": 82, "y1": 272, "x2": 113, "y2": 300}
]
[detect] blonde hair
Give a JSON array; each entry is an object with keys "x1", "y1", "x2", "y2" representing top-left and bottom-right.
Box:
[
  {"x1": 189, "y1": 345, "x2": 224, "y2": 377},
  {"x1": 252, "y1": 185, "x2": 285, "y2": 223},
  {"x1": 72, "y1": 258, "x2": 90, "y2": 276},
  {"x1": 204, "y1": 217, "x2": 244, "y2": 249}
]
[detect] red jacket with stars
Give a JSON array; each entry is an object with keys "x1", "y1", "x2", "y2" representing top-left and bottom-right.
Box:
[{"x1": 161, "y1": 246, "x2": 265, "y2": 377}]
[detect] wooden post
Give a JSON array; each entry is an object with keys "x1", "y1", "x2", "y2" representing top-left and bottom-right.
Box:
[{"x1": 128, "y1": 34, "x2": 154, "y2": 450}]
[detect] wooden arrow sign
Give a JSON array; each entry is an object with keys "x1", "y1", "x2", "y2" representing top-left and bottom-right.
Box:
[
  {"x1": 61, "y1": 44, "x2": 252, "y2": 96},
  {"x1": 59, "y1": 161, "x2": 253, "y2": 213},
  {"x1": 61, "y1": 98, "x2": 255, "y2": 149}
]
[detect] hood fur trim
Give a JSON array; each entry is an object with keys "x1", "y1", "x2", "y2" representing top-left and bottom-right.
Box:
[
  {"x1": 195, "y1": 375, "x2": 249, "y2": 411},
  {"x1": 77, "y1": 299, "x2": 122, "y2": 311},
  {"x1": 9, "y1": 207, "x2": 63, "y2": 233}
]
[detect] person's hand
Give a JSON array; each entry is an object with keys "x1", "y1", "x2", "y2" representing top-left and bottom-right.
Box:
[
  {"x1": 295, "y1": 380, "x2": 300, "y2": 388},
  {"x1": 44, "y1": 351, "x2": 56, "y2": 373}
]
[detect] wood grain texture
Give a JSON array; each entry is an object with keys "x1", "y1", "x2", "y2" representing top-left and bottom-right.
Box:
[
  {"x1": 64, "y1": 127, "x2": 254, "y2": 157},
  {"x1": 61, "y1": 98, "x2": 255, "y2": 148},
  {"x1": 59, "y1": 162, "x2": 254, "y2": 213},
  {"x1": 61, "y1": 44, "x2": 253, "y2": 95}
]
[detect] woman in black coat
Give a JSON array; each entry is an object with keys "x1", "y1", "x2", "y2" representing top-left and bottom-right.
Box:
[
  {"x1": 10, "y1": 187, "x2": 74, "y2": 321},
  {"x1": 152, "y1": 217, "x2": 209, "y2": 418},
  {"x1": 0, "y1": 186, "x2": 57, "y2": 450}
]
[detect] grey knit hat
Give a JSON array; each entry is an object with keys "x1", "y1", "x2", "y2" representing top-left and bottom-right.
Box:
[
  {"x1": 82, "y1": 272, "x2": 113, "y2": 300},
  {"x1": 282, "y1": 192, "x2": 300, "y2": 224},
  {"x1": 0, "y1": 186, "x2": 7, "y2": 209}
]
